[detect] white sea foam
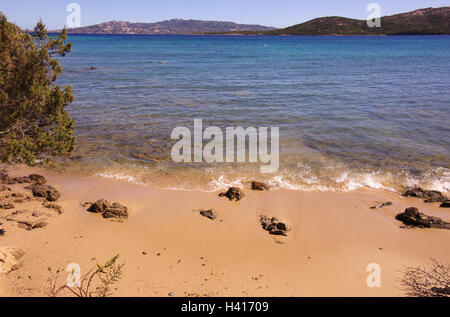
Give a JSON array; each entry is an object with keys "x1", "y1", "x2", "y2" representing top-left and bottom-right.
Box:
[
  {"x1": 339, "y1": 171, "x2": 394, "y2": 192},
  {"x1": 401, "y1": 167, "x2": 450, "y2": 193},
  {"x1": 207, "y1": 175, "x2": 246, "y2": 192},
  {"x1": 96, "y1": 172, "x2": 147, "y2": 186},
  {"x1": 428, "y1": 168, "x2": 450, "y2": 192},
  {"x1": 93, "y1": 165, "x2": 449, "y2": 194},
  {"x1": 429, "y1": 179, "x2": 450, "y2": 193},
  {"x1": 267, "y1": 175, "x2": 333, "y2": 191}
]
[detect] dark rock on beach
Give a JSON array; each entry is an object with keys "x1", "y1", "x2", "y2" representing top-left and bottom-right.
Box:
[
  {"x1": 102, "y1": 202, "x2": 129, "y2": 220},
  {"x1": 88, "y1": 199, "x2": 110, "y2": 213},
  {"x1": 0, "y1": 203, "x2": 15, "y2": 210},
  {"x1": 28, "y1": 174, "x2": 46, "y2": 185},
  {"x1": 17, "y1": 220, "x2": 48, "y2": 231},
  {"x1": 440, "y1": 201, "x2": 450, "y2": 208},
  {"x1": 0, "y1": 172, "x2": 46, "y2": 185},
  {"x1": 251, "y1": 181, "x2": 270, "y2": 191},
  {"x1": 395, "y1": 207, "x2": 450, "y2": 230},
  {"x1": 200, "y1": 209, "x2": 217, "y2": 220},
  {"x1": 87, "y1": 200, "x2": 129, "y2": 220},
  {"x1": 10, "y1": 176, "x2": 32, "y2": 184},
  {"x1": 31, "y1": 184, "x2": 60, "y2": 202},
  {"x1": 0, "y1": 172, "x2": 23, "y2": 185},
  {"x1": 423, "y1": 191, "x2": 447, "y2": 203},
  {"x1": 403, "y1": 187, "x2": 447, "y2": 203},
  {"x1": 43, "y1": 202, "x2": 63, "y2": 214},
  {"x1": 0, "y1": 171, "x2": 9, "y2": 184},
  {"x1": 5, "y1": 210, "x2": 49, "y2": 231},
  {"x1": 259, "y1": 215, "x2": 289, "y2": 236},
  {"x1": 219, "y1": 187, "x2": 245, "y2": 202}
]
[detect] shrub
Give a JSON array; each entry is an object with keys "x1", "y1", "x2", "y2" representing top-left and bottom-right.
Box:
[
  {"x1": 400, "y1": 258, "x2": 450, "y2": 297},
  {"x1": 0, "y1": 14, "x2": 75, "y2": 164},
  {"x1": 48, "y1": 255, "x2": 125, "y2": 297}
]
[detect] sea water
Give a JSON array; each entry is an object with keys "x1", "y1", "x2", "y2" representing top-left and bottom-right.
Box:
[{"x1": 56, "y1": 34, "x2": 450, "y2": 192}]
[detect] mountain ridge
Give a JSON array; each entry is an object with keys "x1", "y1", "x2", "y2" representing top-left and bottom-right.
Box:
[
  {"x1": 63, "y1": 19, "x2": 275, "y2": 34},
  {"x1": 261, "y1": 7, "x2": 450, "y2": 35}
]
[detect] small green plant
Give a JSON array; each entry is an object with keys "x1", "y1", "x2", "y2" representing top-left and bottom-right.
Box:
[
  {"x1": 400, "y1": 258, "x2": 450, "y2": 297},
  {"x1": 48, "y1": 255, "x2": 125, "y2": 297}
]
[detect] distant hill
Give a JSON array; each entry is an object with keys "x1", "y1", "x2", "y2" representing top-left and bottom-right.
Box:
[
  {"x1": 264, "y1": 7, "x2": 450, "y2": 35},
  {"x1": 64, "y1": 19, "x2": 275, "y2": 34}
]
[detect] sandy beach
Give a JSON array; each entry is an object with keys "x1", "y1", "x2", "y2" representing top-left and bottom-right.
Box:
[{"x1": 0, "y1": 164, "x2": 448, "y2": 297}]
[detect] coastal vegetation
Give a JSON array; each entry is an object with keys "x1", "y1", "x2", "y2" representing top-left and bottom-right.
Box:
[
  {"x1": 212, "y1": 7, "x2": 450, "y2": 35},
  {"x1": 265, "y1": 7, "x2": 449, "y2": 35},
  {"x1": 0, "y1": 14, "x2": 75, "y2": 165},
  {"x1": 400, "y1": 259, "x2": 450, "y2": 297},
  {"x1": 48, "y1": 254, "x2": 124, "y2": 297}
]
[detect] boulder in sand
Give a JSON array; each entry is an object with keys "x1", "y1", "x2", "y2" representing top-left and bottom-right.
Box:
[
  {"x1": 259, "y1": 215, "x2": 289, "y2": 236},
  {"x1": 403, "y1": 187, "x2": 447, "y2": 203},
  {"x1": 87, "y1": 200, "x2": 129, "y2": 221},
  {"x1": 0, "y1": 202, "x2": 15, "y2": 210},
  {"x1": 251, "y1": 181, "x2": 270, "y2": 191},
  {"x1": 219, "y1": 187, "x2": 245, "y2": 202},
  {"x1": 0, "y1": 172, "x2": 23, "y2": 185},
  {"x1": 440, "y1": 201, "x2": 450, "y2": 208},
  {"x1": 43, "y1": 202, "x2": 63, "y2": 214},
  {"x1": 6, "y1": 213, "x2": 48, "y2": 231},
  {"x1": 0, "y1": 247, "x2": 25, "y2": 275},
  {"x1": 200, "y1": 209, "x2": 217, "y2": 220},
  {"x1": 11, "y1": 176, "x2": 32, "y2": 184},
  {"x1": 17, "y1": 220, "x2": 48, "y2": 231},
  {"x1": 31, "y1": 184, "x2": 60, "y2": 201},
  {"x1": 0, "y1": 171, "x2": 10, "y2": 184},
  {"x1": 29, "y1": 174, "x2": 46, "y2": 185},
  {"x1": 395, "y1": 207, "x2": 450, "y2": 230},
  {"x1": 88, "y1": 199, "x2": 110, "y2": 213},
  {"x1": 102, "y1": 202, "x2": 129, "y2": 220}
]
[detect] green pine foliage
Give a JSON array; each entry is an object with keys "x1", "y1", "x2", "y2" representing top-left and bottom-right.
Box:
[{"x1": 0, "y1": 13, "x2": 75, "y2": 164}]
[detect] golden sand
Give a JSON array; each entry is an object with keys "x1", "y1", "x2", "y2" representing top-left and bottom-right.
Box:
[{"x1": 0, "y1": 165, "x2": 449, "y2": 297}]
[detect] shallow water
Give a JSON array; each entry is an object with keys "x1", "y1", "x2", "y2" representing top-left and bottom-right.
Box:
[{"x1": 57, "y1": 34, "x2": 450, "y2": 192}]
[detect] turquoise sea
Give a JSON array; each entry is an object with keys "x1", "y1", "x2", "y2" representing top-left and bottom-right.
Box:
[{"x1": 57, "y1": 34, "x2": 450, "y2": 192}]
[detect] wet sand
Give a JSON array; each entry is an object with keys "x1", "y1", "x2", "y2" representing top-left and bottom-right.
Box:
[{"x1": 0, "y1": 165, "x2": 449, "y2": 297}]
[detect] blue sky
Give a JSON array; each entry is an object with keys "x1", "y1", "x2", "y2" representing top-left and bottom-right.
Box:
[{"x1": 1, "y1": 0, "x2": 449, "y2": 29}]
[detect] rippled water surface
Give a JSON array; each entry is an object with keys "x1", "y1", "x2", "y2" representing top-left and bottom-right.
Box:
[{"x1": 57, "y1": 34, "x2": 450, "y2": 192}]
